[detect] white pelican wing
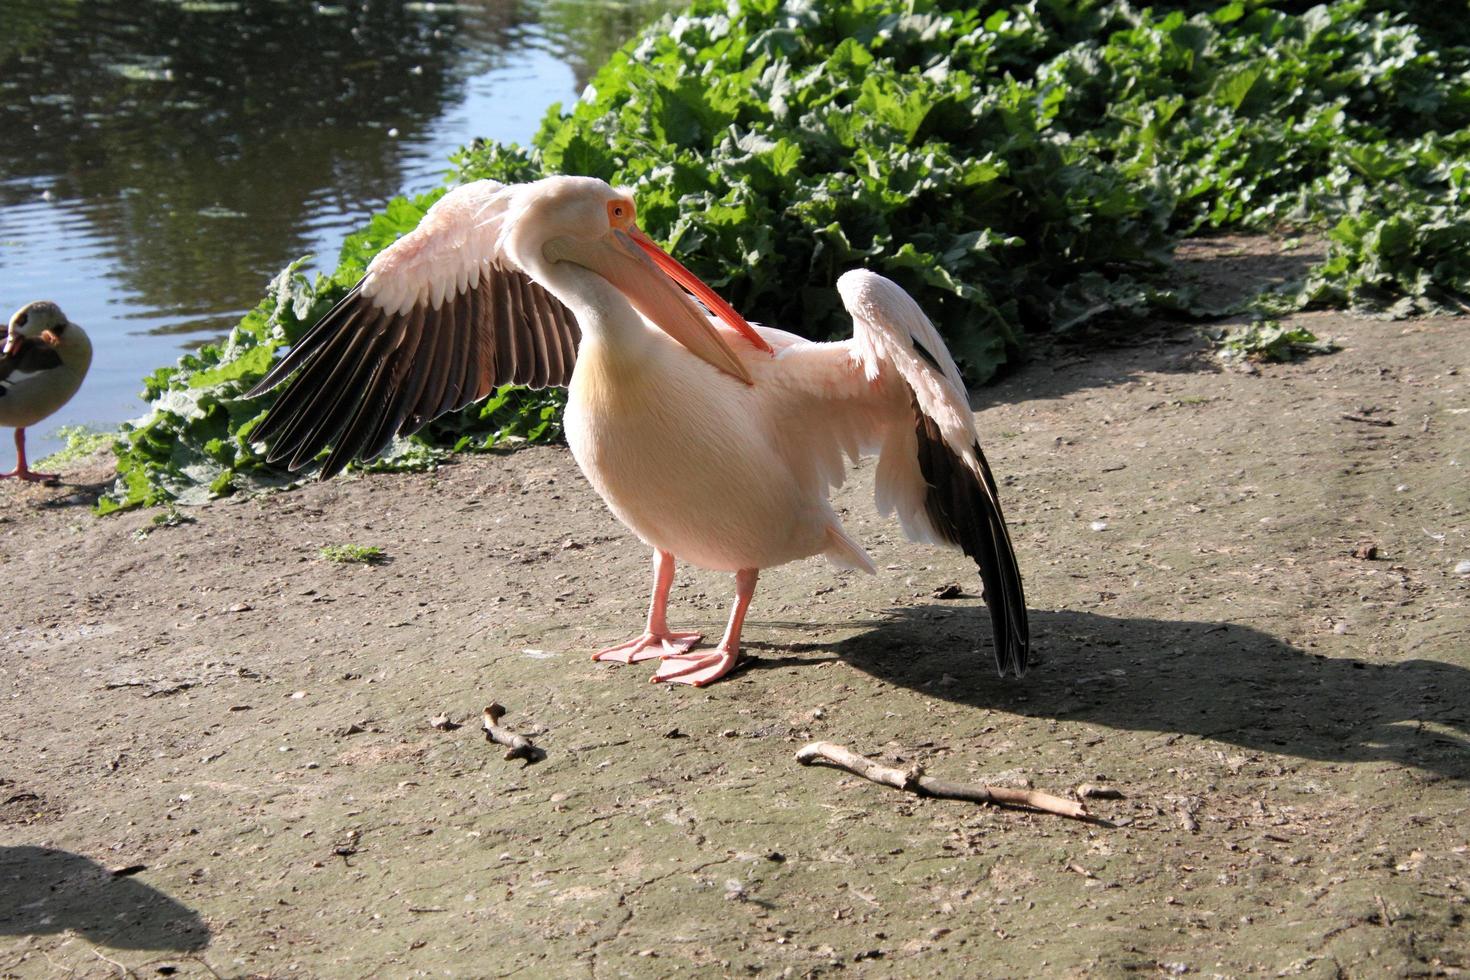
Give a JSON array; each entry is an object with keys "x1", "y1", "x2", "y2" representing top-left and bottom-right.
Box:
[
  {"x1": 836, "y1": 270, "x2": 1030, "y2": 676},
  {"x1": 248, "y1": 180, "x2": 580, "y2": 477}
]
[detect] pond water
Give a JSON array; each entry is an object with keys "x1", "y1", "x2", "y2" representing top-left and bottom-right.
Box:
[{"x1": 0, "y1": 0, "x2": 668, "y2": 459}]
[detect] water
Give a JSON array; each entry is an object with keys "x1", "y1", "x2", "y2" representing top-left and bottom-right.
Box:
[{"x1": 0, "y1": 0, "x2": 669, "y2": 459}]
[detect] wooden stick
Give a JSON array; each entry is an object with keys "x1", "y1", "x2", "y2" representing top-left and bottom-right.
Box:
[
  {"x1": 795, "y1": 741, "x2": 1091, "y2": 821},
  {"x1": 482, "y1": 703, "x2": 540, "y2": 763}
]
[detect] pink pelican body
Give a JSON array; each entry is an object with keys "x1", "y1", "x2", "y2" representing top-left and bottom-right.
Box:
[{"x1": 251, "y1": 176, "x2": 1027, "y2": 686}]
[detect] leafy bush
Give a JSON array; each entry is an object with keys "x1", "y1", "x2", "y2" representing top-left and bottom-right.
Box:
[{"x1": 103, "y1": 0, "x2": 1470, "y2": 511}]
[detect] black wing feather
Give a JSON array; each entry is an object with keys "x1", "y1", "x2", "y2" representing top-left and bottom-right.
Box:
[
  {"x1": 318, "y1": 312, "x2": 414, "y2": 479},
  {"x1": 284, "y1": 309, "x2": 396, "y2": 470},
  {"x1": 269, "y1": 310, "x2": 387, "y2": 468},
  {"x1": 250, "y1": 261, "x2": 579, "y2": 476},
  {"x1": 911, "y1": 393, "x2": 1030, "y2": 676},
  {"x1": 357, "y1": 304, "x2": 434, "y2": 462}
]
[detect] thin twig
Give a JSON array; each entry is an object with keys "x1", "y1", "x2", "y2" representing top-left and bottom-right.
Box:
[
  {"x1": 796, "y1": 741, "x2": 1092, "y2": 821},
  {"x1": 482, "y1": 703, "x2": 540, "y2": 763},
  {"x1": 89, "y1": 948, "x2": 133, "y2": 978},
  {"x1": 1341, "y1": 413, "x2": 1394, "y2": 427}
]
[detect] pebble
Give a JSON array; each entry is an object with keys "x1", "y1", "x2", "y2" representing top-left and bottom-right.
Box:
[{"x1": 1454, "y1": 560, "x2": 1470, "y2": 577}]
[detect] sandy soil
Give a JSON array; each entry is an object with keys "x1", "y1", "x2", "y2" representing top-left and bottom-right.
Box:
[{"x1": 1, "y1": 264, "x2": 1468, "y2": 977}]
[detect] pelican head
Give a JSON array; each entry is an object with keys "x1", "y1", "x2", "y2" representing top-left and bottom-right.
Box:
[{"x1": 505, "y1": 176, "x2": 772, "y2": 385}]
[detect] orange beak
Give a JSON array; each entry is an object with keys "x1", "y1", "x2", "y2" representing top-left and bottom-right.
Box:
[
  {"x1": 625, "y1": 227, "x2": 773, "y2": 356},
  {"x1": 544, "y1": 223, "x2": 770, "y2": 385}
]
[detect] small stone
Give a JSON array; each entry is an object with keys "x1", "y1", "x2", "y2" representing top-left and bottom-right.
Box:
[
  {"x1": 1455, "y1": 560, "x2": 1470, "y2": 577},
  {"x1": 1351, "y1": 544, "x2": 1379, "y2": 560},
  {"x1": 1090, "y1": 520, "x2": 1108, "y2": 532}
]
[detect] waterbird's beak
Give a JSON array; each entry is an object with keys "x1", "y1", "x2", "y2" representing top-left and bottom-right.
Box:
[{"x1": 544, "y1": 225, "x2": 769, "y2": 385}]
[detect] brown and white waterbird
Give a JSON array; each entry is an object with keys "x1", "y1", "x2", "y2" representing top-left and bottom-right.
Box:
[
  {"x1": 0, "y1": 302, "x2": 93, "y2": 482},
  {"x1": 249, "y1": 175, "x2": 1027, "y2": 686}
]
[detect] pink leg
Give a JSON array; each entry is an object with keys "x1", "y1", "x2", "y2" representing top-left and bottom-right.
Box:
[
  {"x1": 0, "y1": 429, "x2": 58, "y2": 483},
  {"x1": 653, "y1": 568, "x2": 758, "y2": 687},
  {"x1": 592, "y1": 549, "x2": 703, "y2": 664}
]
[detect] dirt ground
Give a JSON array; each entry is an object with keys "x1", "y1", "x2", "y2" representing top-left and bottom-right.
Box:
[{"x1": 2, "y1": 253, "x2": 1468, "y2": 977}]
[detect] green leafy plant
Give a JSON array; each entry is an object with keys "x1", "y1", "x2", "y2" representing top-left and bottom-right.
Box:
[
  {"x1": 319, "y1": 544, "x2": 386, "y2": 565},
  {"x1": 131, "y1": 504, "x2": 197, "y2": 538},
  {"x1": 102, "y1": 0, "x2": 1470, "y2": 512},
  {"x1": 1219, "y1": 319, "x2": 1339, "y2": 362},
  {"x1": 36, "y1": 425, "x2": 113, "y2": 468}
]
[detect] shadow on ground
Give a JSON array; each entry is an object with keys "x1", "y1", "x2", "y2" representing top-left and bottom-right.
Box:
[
  {"x1": 1171, "y1": 234, "x2": 1325, "y2": 311},
  {"x1": 757, "y1": 606, "x2": 1469, "y2": 780},
  {"x1": 0, "y1": 846, "x2": 209, "y2": 951}
]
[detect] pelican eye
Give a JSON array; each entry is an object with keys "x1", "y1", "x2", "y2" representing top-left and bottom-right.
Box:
[{"x1": 606, "y1": 199, "x2": 635, "y2": 228}]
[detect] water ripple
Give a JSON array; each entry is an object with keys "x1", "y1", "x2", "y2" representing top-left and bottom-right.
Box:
[{"x1": 0, "y1": 0, "x2": 663, "y2": 458}]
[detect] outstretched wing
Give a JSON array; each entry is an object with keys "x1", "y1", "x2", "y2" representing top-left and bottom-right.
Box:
[
  {"x1": 838, "y1": 270, "x2": 1030, "y2": 677},
  {"x1": 247, "y1": 179, "x2": 581, "y2": 478}
]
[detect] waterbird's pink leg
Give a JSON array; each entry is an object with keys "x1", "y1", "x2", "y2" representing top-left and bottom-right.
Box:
[
  {"x1": 592, "y1": 549, "x2": 703, "y2": 663},
  {"x1": 0, "y1": 429, "x2": 57, "y2": 482},
  {"x1": 652, "y1": 567, "x2": 757, "y2": 687}
]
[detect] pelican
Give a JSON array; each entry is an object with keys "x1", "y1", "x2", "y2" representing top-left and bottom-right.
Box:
[
  {"x1": 0, "y1": 302, "x2": 93, "y2": 482},
  {"x1": 250, "y1": 176, "x2": 1027, "y2": 686}
]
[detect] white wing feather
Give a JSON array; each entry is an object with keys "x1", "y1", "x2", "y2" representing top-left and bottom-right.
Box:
[
  {"x1": 360, "y1": 179, "x2": 516, "y2": 315},
  {"x1": 787, "y1": 269, "x2": 1029, "y2": 675}
]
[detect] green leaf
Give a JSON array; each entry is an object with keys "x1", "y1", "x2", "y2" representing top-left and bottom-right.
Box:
[{"x1": 109, "y1": 0, "x2": 1470, "y2": 510}]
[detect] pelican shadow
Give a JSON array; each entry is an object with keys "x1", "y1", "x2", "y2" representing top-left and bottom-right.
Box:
[
  {"x1": 0, "y1": 846, "x2": 209, "y2": 951},
  {"x1": 824, "y1": 605, "x2": 1470, "y2": 780}
]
